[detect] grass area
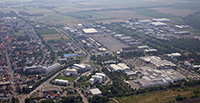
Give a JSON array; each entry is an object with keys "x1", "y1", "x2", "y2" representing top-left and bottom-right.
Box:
[
  {"x1": 132, "y1": 8, "x2": 177, "y2": 18},
  {"x1": 14, "y1": 30, "x2": 26, "y2": 36},
  {"x1": 56, "y1": 75, "x2": 76, "y2": 82},
  {"x1": 42, "y1": 34, "x2": 65, "y2": 41},
  {"x1": 36, "y1": 28, "x2": 58, "y2": 34},
  {"x1": 110, "y1": 85, "x2": 200, "y2": 103}
]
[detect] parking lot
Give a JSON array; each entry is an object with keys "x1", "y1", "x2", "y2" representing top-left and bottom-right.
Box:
[{"x1": 92, "y1": 35, "x2": 129, "y2": 51}]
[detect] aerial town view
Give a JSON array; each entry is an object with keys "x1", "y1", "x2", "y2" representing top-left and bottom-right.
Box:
[{"x1": 0, "y1": 0, "x2": 200, "y2": 103}]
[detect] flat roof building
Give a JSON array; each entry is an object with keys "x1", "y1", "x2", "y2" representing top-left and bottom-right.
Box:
[
  {"x1": 140, "y1": 56, "x2": 176, "y2": 69},
  {"x1": 65, "y1": 69, "x2": 77, "y2": 77},
  {"x1": 136, "y1": 67, "x2": 185, "y2": 88},
  {"x1": 152, "y1": 18, "x2": 171, "y2": 22},
  {"x1": 55, "y1": 79, "x2": 68, "y2": 86},
  {"x1": 72, "y1": 63, "x2": 91, "y2": 73},
  {"x1": 151, "y1": 22, "x2": 167, "y2": 27},
  {"x1": 82, "y1": 28, "x2": 98, "y2": 34},
  {"x1": 44, "y1": 63, "x2": 61, "y2": 74},
  {"x1": 90, "y1": 88, "x2": 102, "y2": 96}
]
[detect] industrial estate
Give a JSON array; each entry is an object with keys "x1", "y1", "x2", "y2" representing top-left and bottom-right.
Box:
[{"x1": 0, "y1": 0, "x2": 200, "y2": 103}]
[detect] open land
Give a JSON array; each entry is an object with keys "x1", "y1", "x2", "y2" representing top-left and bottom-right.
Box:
[
  {"x1": 151, "y1": 7, "x2": 197, "y2": 17},
  {"x1": 42, "y1": 34, "x2": 65, "y2": 41},
  {"x1": 108, "y1": 85, "x2": 200, "y2": 103}
]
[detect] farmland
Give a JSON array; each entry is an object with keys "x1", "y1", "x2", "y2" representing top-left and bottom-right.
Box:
[{"x1": 108, "y1": 85, "x2": 200, "y2": 103}]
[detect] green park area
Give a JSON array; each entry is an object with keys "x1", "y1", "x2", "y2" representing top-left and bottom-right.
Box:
[{"x1": 56, "y1": 75, "x2": 76, "y2": 82}]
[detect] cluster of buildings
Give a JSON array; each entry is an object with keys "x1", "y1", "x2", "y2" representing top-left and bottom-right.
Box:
[
  {"x1": 137, "y1": 46, "x2": 157, "y2": 53},
  {"x1": 123, "y1": 18, "x2": 194, "y2": 40},
  {"x1": 113, "y1": 34, "x2": 142, "y2": 46},
  {"x1": 0, "y1": 67, "x2": 13, "y2": 100},
  {"x1": 0, "y1": 17, "x2": 51, "y2": 73},
  {"x1": 72, "y1": 63, "x2": 91, "y2": 73},
  {"x1": 64, "y1": 24, "x2": 111, "y2": 56},
  {"x1": 89, "y1": 73, "x2": 105, "y2": 84},
  {"x1": 109, "y1": 63, "x2": 130, "y2": 72},
  {"x1": 140, "y1": 56, "x2": 176, "y2": 69},
  {"x1": 134, "y1": 67, "x2": 186, "y2": 88},
  {"x1": 23, "y1": 63, "x2": 61, "y2": 74}
]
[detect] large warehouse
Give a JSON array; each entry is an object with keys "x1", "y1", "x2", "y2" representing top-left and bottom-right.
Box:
[
  {"x1": 135, "y1": 67, "x2": 186, "y2": 88},
  {"x1": 82, "y1": 28, "x2": 98, "y2": 34},
  {"x1": 140, "y1": 56, "x2": 176, "y2": 69}
]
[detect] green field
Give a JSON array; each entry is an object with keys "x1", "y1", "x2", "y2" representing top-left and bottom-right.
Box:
[
  {"x1": 131, "y1": 9, "x2": 177, "y2": 18},
  {"x1": 107, "y1": 85, "x2": 200, "y2": 103},
  {"x1": 56, "y1": 75, "x2": 76, "y2": 82},
  {"x1": 36, "y1": 28, "x2": 58, "y2": 34},
  {"x1": 14, "y1": 30, "x2": 26, "y2": 36}
]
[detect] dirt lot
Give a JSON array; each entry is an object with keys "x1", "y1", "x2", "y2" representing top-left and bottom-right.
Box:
[
  {"x1": 151, "y1": 7, "x2": 197, "y2": 17},
  {"x1": 42, "y1": 34, "x2": 65, "y2": 41}
]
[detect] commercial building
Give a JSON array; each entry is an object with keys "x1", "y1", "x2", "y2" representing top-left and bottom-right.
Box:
[
  {"x1": 140, "y1": 56, "x2": 176, "y2": 69},
  {"x1": 64, "y1": 69, "x2": 77, "y2": 77},
  {"x1": 72, "y1": 63, "x2": 91, "y2": 72},
  {"x1": 138, "y1": 46, "x2": 149, "y2": 50},
  {"x1": 90, "y1": 73, "x2": 105, "y2": 84},
  {"x1": 117, "y1": 63, "x2": 130, "y2": 71},
  {"x1": 90, "y1": 88, "x2": 102, "y2": 96},
  {"x1": 55, "y1": 79, "x2": 68, "y2": 86},
  {"x1": 175, "y1": 31, "x2": 190, "y2": 35},
  {"x1": 23, "y1": 65, "x2": 45, "y2": 73},
  {"x1": 151, "y1": 22, "x2": 167, "y2": 27},
  {"x1": 167, "y1": 53, "x2": 181, "y2": 58},
  {"x1": 135, "y1": 67, "x2": 186, "y2": 88},
  {"x1": 109, "y1": 63, "x2": 130, "y2": 72},
  {"x1": 64, "y1": 53, "x2": 78, "y2": 59},
  {"x1": 82, "y1": 28, "x2": 98, "y2": 34},
  {"x1": 152, "y1": 18, "x2": 171, "y2": 22},
  {"x1": 44, "y1": 63, "x2": 61, "y2": 74},
  {"x1": 109, "y1": 64, "x2": 123, "y2": 72}
]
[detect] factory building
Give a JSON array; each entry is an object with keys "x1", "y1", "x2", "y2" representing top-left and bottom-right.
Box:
[
  {"x1": 174, "y1": 31, "x2": 190, "y2": 35},
  {"x1": 90, "y1": 88, "x2": 102, "y2": 96},
  {"x1": 44, "y1": 63, "x2": 61, "y2": 74},
  {"x1": 64, "y1": 69, "x2": 77, "y2": 77},
  {"x1": 82, "y1": 28, "x2": 98, "y2": 34},
  {"x1": 55, "y1": 79, "x2": 68, "y2": 86},
  {"x1": 140, "y1": 56, "x2": 176, "y2": 69},
  {"x1": 152, "y1": 18, "x2": 171, "y2": 22},
  {"x1": 109, "y1": 63, "x2": 130, "y2": 72},
  {"x1": 72, "y1": 63, "x2": 92, "y2": 73},
  {"x1": 135, "y1": 67, "x2": 186, "y2": 88},
  {"x1": 117, "y1": 63, "x2": 130, "y2": 72},
  {"x1": 167, "y1": 53, "x2": 181, "y2": 58},
  {"x1": 89, "y1": 73, "x2": 105, "y2": 84}
]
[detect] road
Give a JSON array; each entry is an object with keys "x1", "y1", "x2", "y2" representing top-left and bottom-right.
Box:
[
  {"x1": 57, "y1": 28, "x2": 90, "y2": 63},
  {"x1": 1, "y1": 37, "x2": 17, "y2": 98},
  {"x1": 76, "y1": 89, "x2": 89, "y2": 103}
]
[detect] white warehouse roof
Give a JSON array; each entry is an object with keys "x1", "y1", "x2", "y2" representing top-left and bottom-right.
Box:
[
  {"x1": 82, "y1": 28, "x2": 98, "y2": 34},
  {"x1": 90, "y1": 88, "x2": 102, "y2": 95}
]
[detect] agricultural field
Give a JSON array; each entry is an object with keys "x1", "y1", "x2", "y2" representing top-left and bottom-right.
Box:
[
  {"x1": 36, "y1": 28, "x2": 58, "y2": 34},
  {"x1": 42, "y1": 34, "x2": 65, "y2": 41},
  {"x1": 108, "y1": 85, "x2": 200, "y2": 103},
  {"x1": 55, "y1": 75, "x2": 76, "y2": 82},
  {"x1": 151, "y1": 7, "x2": 197, "y2": 17}
]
